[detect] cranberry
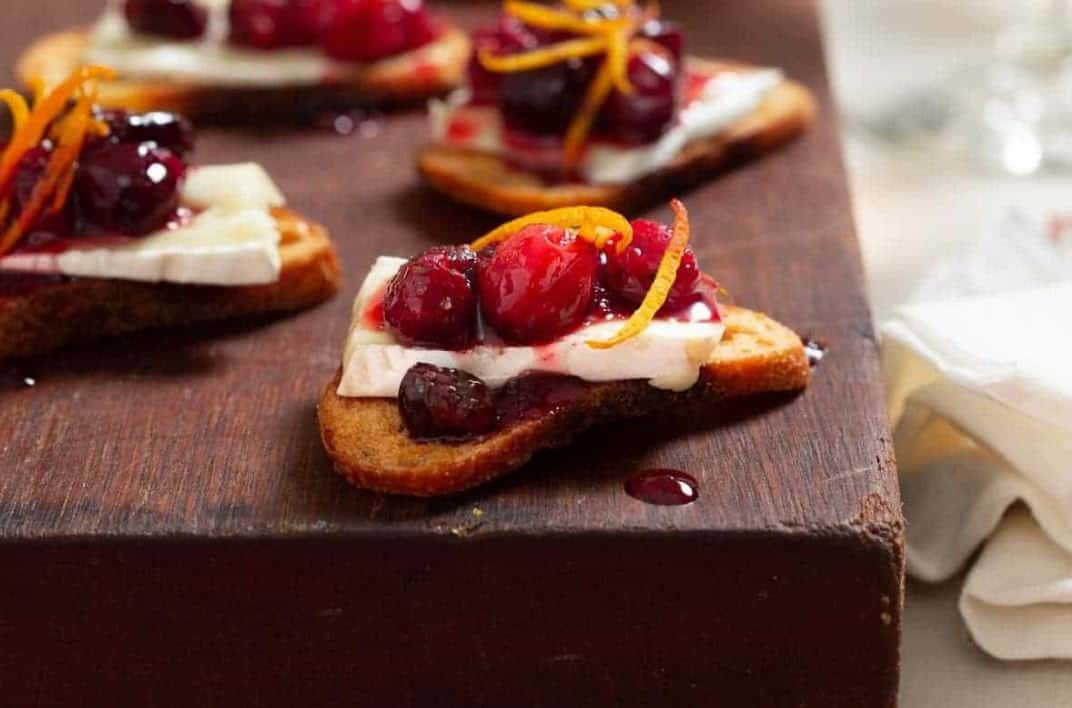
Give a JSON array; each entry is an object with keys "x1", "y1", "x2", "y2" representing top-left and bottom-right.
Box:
[
  {"x1": 477, "y1": 224, "x2": 598, "y2": 344},
  {"x1": 94, "y1": 110, "x2": 196, "y2": 157},
  {"x1": 638, "y1": 19, "x2": 684, "y2": 62},
  {"x1": 499, "y1": 57, "x2": 597, "y2": 135},
  {"x1": 398, "y1": 363, "x2": 497, "y2": 439},
  {"x1": 124, "y1": 0, "x2": 208, "y2": 40},
  {"x1": 601, "y1": 49, "x2": 679, "y2": 144},
  {"x1": 468, "y1": 16, "x2": 540, "y2": 105},
  {"x1": 321, "y1": 0, "x2": 441, "y2": 63},
  {"x1": 73, "y1": 143, "x2": 186, "y2": 236},
  {"x1": 229, "y1": 0, "x2": 326, "y2": 50},
  {"x1": 11, "y1": 146, "x2": 74, "y2": 239},
  {"x1": 603, "y1": 219, "x2": 700, "y2": 311},
  {"x1": 383, "y1": 245, "x2": 478, "y2": 349}
]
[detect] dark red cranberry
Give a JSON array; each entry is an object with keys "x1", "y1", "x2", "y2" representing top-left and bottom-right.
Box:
[
  {"x1": 603, "y1": 219, "x2": 700, "y2": 311},
  {"x1": 638, "y1": 19, "x2": 684, "y2": 62},
  {"x1": 468, "y1": 16, "x2": 540, "y2": 105},
  {"x1": 601, "y1": 49, "x2": 679, "y2": 144},
  {"x1": 124, "y1": 0, "x2": 208, "y2": 40},
  {"x1": 229, "y1": 0, "x2": 326, "y2": 50},
  {"x1": 498, "y1": 57, "x2": 597, "y2": 135},
  {"x1": 398, "y1": 363, "x2": 497, "y2": 439},
  {"x1": 383, "y1": 245, "x2": 478, "y2": 349},
  {"x1": 93, "y1": 110, "x2": 196, "y2": 157},
  {"x1": 10, "y1": 146, "x2": 75, "y2": 239},
  {"x1": 477, "y1": 224, "x2": 598, "y2": 344},
  {"x1": 73, "y1": 143, "x2": 186, "y2": 236},
  {"x1": 321, "y1": 0, "x2": 441, "y2": 62}
]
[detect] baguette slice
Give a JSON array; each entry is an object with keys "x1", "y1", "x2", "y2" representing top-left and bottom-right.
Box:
[
  {"x1": 16, "y1": 26, "x2": 471, "y2": 121},
  {"x1": 319, "y1": 306, "x2": 809, "y2": 497},
  {"x1": 0, "y1": 208, "x2": 340, "y2": 360},
  {"x1": 419, "y1": 59, "x2": 816, "y2": 216}
]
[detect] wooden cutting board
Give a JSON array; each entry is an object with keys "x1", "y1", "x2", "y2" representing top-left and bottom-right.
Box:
[{"x1": 0, "y1": 2, "x2": 903, "y2": 706}]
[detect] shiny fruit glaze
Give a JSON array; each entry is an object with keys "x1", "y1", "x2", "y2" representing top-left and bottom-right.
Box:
[
  {"x1": 320, "y1": 0, "x2": 443, "y2": 62},
  {"x1": 603, "y1": 219, "x2": 700, "y2": 311},
  {"x1": 93, "y1": 109, "x2": 196, "y2": 158},
  {"x1": 472, "y1": 13, "x2": 685, "y2": 147},
  {"x1": 124, "y1": 0, "x2": 208, "y2": 40},
  {"x1": 73, "y1": 143, "x2": 186, "y2": 237},
  {"x1": 600, "y1": 49, "x2": 680, "y2": 145},
  {"x1": 383, "y1": 245, "x2": 479, "y2": 348},
  {"x1": 477, "y1": 224, "x2": 599, "y2": 344},
  {"x1": 624, "y1": 469, "x2": 699, "y2": 505},
  {"x1": 399, "y1": 363, "x2": 498, "y2": 439}
]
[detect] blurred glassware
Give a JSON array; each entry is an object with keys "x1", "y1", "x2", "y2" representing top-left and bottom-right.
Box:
[{"x1": 850, "y1": 0, "x2": 1072, "y2": 175}]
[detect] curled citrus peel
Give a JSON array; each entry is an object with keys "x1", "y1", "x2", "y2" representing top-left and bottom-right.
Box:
[
  {"x1": 471, "y1": 205, "x2": 634, "y2": 254},
  {"x1": 0, "y1": 65, "x2": 115, "y2": 257},
  {"x1": 479, "y1": 0, "x2": 672, "y2": 170},
  {"x1": 586, "y1": 198, "x2": 691, "y2": 349}
]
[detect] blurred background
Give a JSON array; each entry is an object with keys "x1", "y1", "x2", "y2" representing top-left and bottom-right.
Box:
[{"x1": 824, "y1": 0, "x2": 1072, "y2": 316}]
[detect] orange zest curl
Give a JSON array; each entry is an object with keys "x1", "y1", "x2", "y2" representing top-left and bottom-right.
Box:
[
  {"x1": 471, "y1": 205, "x2": 634, "y2": 254},
  {"x1": 0, "y1": 65, "x2": 116, "y2": 257},
  {"x1": 586, "y1": 199, "x2": 691, "y2": 349},
  {"x1": 481, "y1": 0, "x2": 660, "y2": 170}
]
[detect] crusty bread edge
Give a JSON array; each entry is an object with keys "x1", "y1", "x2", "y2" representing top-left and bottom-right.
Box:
[
  {"x1": 418, "y1": 59, "x2": 817, "y2": 216},
  {"x1": 0, "y1": 208, "x2": 340, "y2": 360},
  {"x1": 318, "y1": 306, "x2": 810, "y2": 497},
  {"x1": 16, "y1": 25, "x2": 471, "y2": 119}
]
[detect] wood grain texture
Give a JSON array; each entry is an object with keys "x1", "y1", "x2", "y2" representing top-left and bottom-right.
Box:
[{"x1": 0, "y1": 2, "x2": 903, "y2": 706}]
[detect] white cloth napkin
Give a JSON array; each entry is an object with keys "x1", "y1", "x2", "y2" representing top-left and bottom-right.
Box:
[{"x1": 881, "y1": 210, "x2": 1072, "y2": 660}]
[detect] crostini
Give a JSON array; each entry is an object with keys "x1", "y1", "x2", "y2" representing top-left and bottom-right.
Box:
[
  {"x1": 0, "y1": 67, "x2": 340, "y2": 359},
  {"x1": 419, "y1": 0, "x2": 816, "y2": 216},
  {"x1": 318, "y1": 200, "x2": 808, "y2": 496},
  {"x1": 17, "y1": 0, "x2": 471, "y2": 121}
]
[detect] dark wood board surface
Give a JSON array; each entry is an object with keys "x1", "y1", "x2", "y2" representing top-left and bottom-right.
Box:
[
  {"x1": 0, "y1": 3, "x2": 902, "y2": 706},
  {"x1": 0, "y1": 0, "x2": 898, "y2": 542}
]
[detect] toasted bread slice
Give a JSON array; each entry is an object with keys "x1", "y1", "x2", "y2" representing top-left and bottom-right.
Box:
[
  {"x1": 318, "y1": 306, "x2": 809, "y2": 496},
  {"x1": 0, "y1": 209, "x2": 340, "y2": 360},
  {"x1": 16, "y1": 26, "x2": 471, "y2": 121},
  {"x1": 418, "y1": 59, "x2": 816, "y2": 216}
]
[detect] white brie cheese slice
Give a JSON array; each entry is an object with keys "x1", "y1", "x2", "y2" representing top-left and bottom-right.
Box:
[
  {"x1": 0, "y1": 163, "x2": 286, "y2": 286},
  {"x1": 338, "y1": 257, "x2": 726, "y2": 398}
]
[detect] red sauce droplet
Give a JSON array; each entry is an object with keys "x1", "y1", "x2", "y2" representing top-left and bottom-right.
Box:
[{"x1": 625, "y1": 469, "x2": 699, "y2": 506}]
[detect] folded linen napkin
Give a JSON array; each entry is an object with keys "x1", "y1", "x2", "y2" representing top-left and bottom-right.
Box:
[{"x1": 881, "y1": 210, "x2": 1072, "y2": 660}]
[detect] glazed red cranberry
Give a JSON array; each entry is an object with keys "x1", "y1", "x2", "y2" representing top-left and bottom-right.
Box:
[
  {"x1": 383, "y1": 245, "x2": 478, "y2": 349},
  {"x1": 604, "y1": 219, "x2": 700, "y2": 311},
  {"x1": 11, "y1": 146, "x2": 74, "y2": 239},
  {"x1": 321, "y1": 0, "x2": 441, "y2": 63},
  {"x1": 124, "y1": 0, "x2": 208, "y2": 40},
  {"x1": 398, "y1": 363, "x2": 497, "y2": 439},
  {"x1": 499, "y1": 57, "x2": 597, "y2": 135},
  {"x1": 638, "y1": 19, "x2": 684, "y2": 62},
  {"x1": 601, "y1": 49, "x2": 679, "y2": 144},
  {"x1": 93, "y1": 110, "x2": 196, "y2": 157},
  {"x1": 468, "y1": 16, "x2": 540, "y2": 105},
  {"x1": 73, "y1": 143, "x2": 186, "y2": 236},
  {"x1": 477, "y1": 224, "x2": 598, "y2": 344},
  {"x1": 229, "y1": 0, "x2": 327, "y2": 50}
]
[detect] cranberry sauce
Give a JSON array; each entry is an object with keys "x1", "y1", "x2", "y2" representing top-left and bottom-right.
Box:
[{"x1": 624, "y1": 469, "x2": 699, "y2": 506}]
